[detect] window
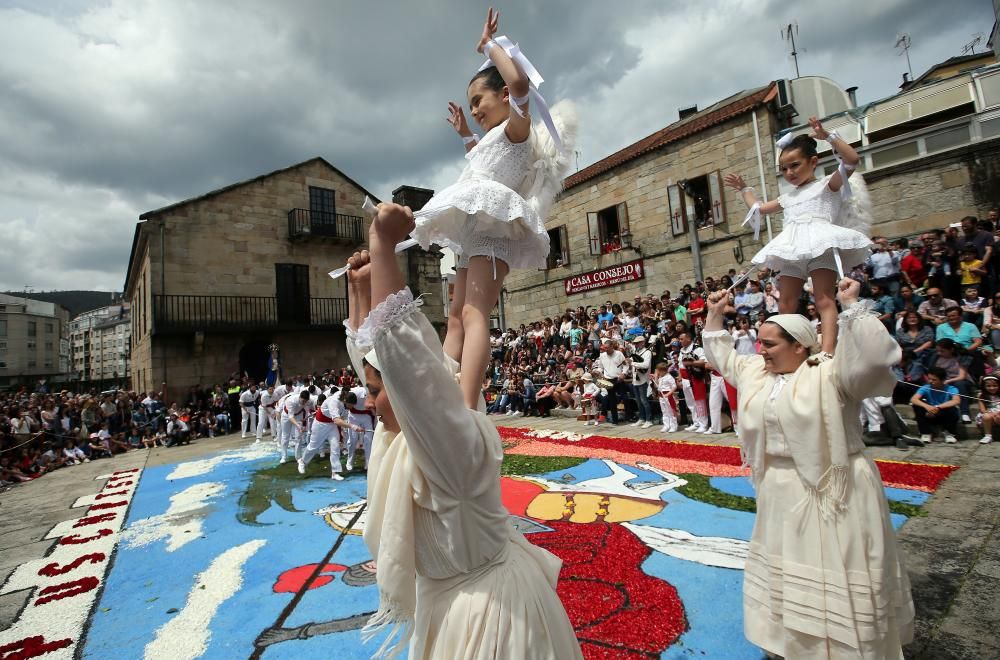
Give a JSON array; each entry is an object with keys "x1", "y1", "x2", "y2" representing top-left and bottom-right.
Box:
[
  {"x1": 45, "y1": 322, "x2": 53, "y2": 333},
  {"x1": 0, "y1": 341, "x2": 6, "y2": 351},
  {"x1": 0, "y1": 320, "x2": 5, "y2": 336},
  {"x1": 586, "y1": 202, "x2": 630, "y2": 255},
  {"x1": 27, "y1": 321, "x2": 36, "y2": 337},
  {"x1": 27, "y1": 341, "x2": 36, "y2": 350},
  {"x1": 27, "y1": 359, "x2": 36, "y2": 368},
  {"x1": 546, "y1": 226, "x2": 570, "y2": 269},
  {"x1": 0, "y1": 360, "x2": 6, "y2": 369},
  {"x1": 44, "y1": 361, "x2": 53, "y2": 369},
  {"x1": 308, "y1": 186, "x2": 339, "y2": 236},
  {"x1": 45, "y1": 341, "x2": 53, "y2": 352},
  {"x1": 667, "y1": 171, "x2": 727, "y2": 235}
]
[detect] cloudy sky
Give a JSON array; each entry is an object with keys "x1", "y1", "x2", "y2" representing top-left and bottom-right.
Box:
[{"x1": 0, "y1": 0, "x2": 994, "y2": 292}]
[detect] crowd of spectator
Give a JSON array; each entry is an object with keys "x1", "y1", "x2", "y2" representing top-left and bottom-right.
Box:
[{"x1": 6, "y1": 210, "x2": 1000, "y2": 487}]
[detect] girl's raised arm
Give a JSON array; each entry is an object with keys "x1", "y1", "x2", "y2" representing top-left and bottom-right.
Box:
[{"x1": 478, "y1": 8, "x2": 531, "y2": 143}]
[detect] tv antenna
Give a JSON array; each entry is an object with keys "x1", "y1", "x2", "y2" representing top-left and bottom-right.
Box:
[
  {"x1": 895, "y1": 34, "x2": 913, "y2": 79},
  {"x1": 781, "y1": 22, "x2": 801, "y2": 78},
  {"x1": 962, "y1": 33, "x2": 984, "y2": 56}
]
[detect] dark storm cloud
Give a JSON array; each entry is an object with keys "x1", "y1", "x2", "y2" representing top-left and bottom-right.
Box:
[{"x1": 0, "y1": 0, "x2": 993, "y2": 291}]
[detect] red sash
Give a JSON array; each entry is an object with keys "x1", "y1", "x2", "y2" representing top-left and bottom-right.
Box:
[
  {"x1": 349, "y1": 407, "x2": 376, "y2": 425},
  {"x1": 315, "y1": 409, "x2": 335, "y2": 424}
]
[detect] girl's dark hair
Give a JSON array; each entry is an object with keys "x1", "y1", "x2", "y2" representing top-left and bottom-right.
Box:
[
  {"x1": 762, "y1": 321, "x2": 799, "y2": 345},
  {"x1": 781, "y1": 134, "x2": 818, "y2": 159},
  {"x1": 469, "y1": 65, "x2": 505, "y2": 92},
  {"x1": 344, "y1": 392, "x2": 358, "y2": 406},
  {"x1": 361, "y1": 358, "x2": 380, "y2": 377}
]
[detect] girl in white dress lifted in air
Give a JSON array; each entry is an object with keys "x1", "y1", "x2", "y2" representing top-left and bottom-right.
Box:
[
  {"x1": 411, "y1": 7, "x2": 576, "y2": 409},
  {"x1": 725, "y1": 117, "x2": 872, "y2": 362}
]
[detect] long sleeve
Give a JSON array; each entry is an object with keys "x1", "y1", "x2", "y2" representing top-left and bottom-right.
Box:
[
  {"x1": 702, "y1": 329, "x2": 763, "y2": 387},
  {"x1": 832, "y1": 300, "x2": 901, "y2": 401},
  {"x1": 358, "y1": 288, "x2": 497, "y2": 500}
]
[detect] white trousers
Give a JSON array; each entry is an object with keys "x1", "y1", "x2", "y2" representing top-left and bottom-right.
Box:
[
  {"x1": 658, "y1": 396, "x2": 677, "y2": 431},
  {"x1": 256, "y1": 405, "x2": 275, "y2": 439},
  {"x1": 708, "y1": 374, "x2": 725, "y2": 433},
  {"x1": 300, "y1": 421, "x2": 342, "y2": 473},
  {"x1": 240, "y1": 406, "x2": 257, "y2": 436},
  {"x1": 681, "y1": 379, "x2": 709, "y2": 429},
  {"x1": 279, "y1": 417, "x2": 305, "y2": 460},
  {"x1": 860, "y1": 396, "x2": 893, "y2": 431},
  {"x1": 345, "y1": 411, "x2": 374, "y2": 469}
]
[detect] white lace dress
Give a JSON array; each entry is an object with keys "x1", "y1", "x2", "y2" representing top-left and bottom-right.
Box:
[
  {"x1": 752, "y1": 175, "x2": 872, "y2": 273},
  {"x1": 411, "y1": 120, "x2": 550, "y2": 270},
  {"x1": 345, "y1": 288, "x2": 582, "y2": 659}
]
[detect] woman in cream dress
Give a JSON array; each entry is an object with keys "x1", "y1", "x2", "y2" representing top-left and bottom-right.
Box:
[
  {"x1": 701, "y1": 280, "x2": 914, "y2": 659},
  {"x1": 341, "y1": 201, "x2": 581, "y2": 659}
]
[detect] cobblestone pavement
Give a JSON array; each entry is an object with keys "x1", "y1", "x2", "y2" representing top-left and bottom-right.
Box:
[{"x1": 1, "y1": 413, "x2": 998, "y2": 659}]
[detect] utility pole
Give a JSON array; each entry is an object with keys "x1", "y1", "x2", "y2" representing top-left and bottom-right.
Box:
[{"x1": 781, "y1": 23, "x2": 801, "y2": 78}]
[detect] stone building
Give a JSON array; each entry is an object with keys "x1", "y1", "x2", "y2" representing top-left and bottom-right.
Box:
[
  {"x1": 0, "y1": 293, "x2": 70, "y2": 387},
  {"x1": 123, "y1": 158, "x2": 443, "y2": 397},
  {"x1": 503, "y1": 84, "x2": 788, "y2": 327}
]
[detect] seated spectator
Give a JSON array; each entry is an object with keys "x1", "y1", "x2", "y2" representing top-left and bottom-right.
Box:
[
  {"x1": 929, "y1": 339, "x2": 974, "y2": 422},
  {"x1": 165, "y1": 413, "x2": 191, "y2": 447},
  {"x1": 63, "y1": 440, "x2": 89, "y2": 465},
  {"x1": 910, "y1": 367, "x2": 961, "y2": 444},
  {"x1": 87, "y1": 433, "x2": 112, "y2": 458},
  {"x1": 960, "y1": 286, "x2": 986, "y2": 328},
  {"x1": 976, "y1": 375, "x2": 1000, "y2": 444},
  {"x1": 983, "y1": 292, "x2": 1000, "y2": 350},
  {"x1": 895, "y1": 311, "x2": 936, "y2": 367},
  {"x1": 893, "y1": 285, "x2": 924, "y2": 329},
  {"x1": 869, "y1": 282, "x2": 896, "y2": 332},
  {"x1": 918, "y1": 289, "x2": 958, "y2": 326}
]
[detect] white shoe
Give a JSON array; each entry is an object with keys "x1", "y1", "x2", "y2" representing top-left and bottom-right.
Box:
[
  {"x1": 296, "y1": 460, "x2": 306, "y2": 475},
  {"x1": 241, "y1": 434, "x2": 247, "y2": 439},
  {"x1": 684, "y1": 423, "x2": 699, "y2": 431},
  {"x1": 512, "y1": 411, "x2": 523, "y2": 417},
  {"x1": 279, "y1": 456, "x2": 287, "y2": 464},
  {"x1": 962, "y1": 414, "x2": 972, "y2": 424},
  {"x1": 669, "y1": 425, "x2": 679, "y2": 433},
  {"x1": 254, "y1": 437, "x2": 261, "y2": 443},
  {"x1": 702, "y1": 429, "x2": 719, "y2": 435},
  {"x1": 944, "y1": 434, "x2": 958, "y2": 444},
  {"x1": 980, "y1": 435, "x2": 993, "y2": 444},
  {"x1": 641, "y1": 421, "x2": 653, "y2": 429},
  {"x1": 505, "y1": 410, "x2": 514, "y2": 416},
  {"x1": 919, "y1": 434, "x2": 932, "y2": 445},
  {"x1": 660, "y1": 426, "x2": 669, "y2": 433},
  {"x1": 592, "y1": 420, "x2": 599, "y2": 427},
  {"x1": 345, "y1": 462, "x2": 353, "y2": 472},
  {"x1": 694, "y1": 425, "x2": 709, "y2": 433},
  {"x1": 630, "y1": 420, "x2": 642, "y2": 427},
  {"x1": 331, "y1": 472, "x2": 344, "y2": 481}
]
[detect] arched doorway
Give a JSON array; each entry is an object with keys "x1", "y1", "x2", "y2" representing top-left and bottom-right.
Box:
[{"x1": 239, "y1": 340, "x2": 270, "y2": 384}]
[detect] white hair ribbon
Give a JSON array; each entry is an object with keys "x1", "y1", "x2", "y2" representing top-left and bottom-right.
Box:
[
  {"x1": 742, "y1": 202, "x2": 762, "y2": 240},
  {"x1": 328, "y1": 197, "x2": 419, "y2": 280},
  {"x1": 775, "y1": 132, "x2": 795, "y2": 150},
  {"x1": 479, "y1": 35, "x2": 563, "y2": 153}
]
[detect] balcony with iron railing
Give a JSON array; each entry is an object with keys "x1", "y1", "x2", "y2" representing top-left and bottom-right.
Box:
[
  {"x1": 287, "y1": 208, "x2": 365, "y2": 243},
  {"x1": 152, "y1": 294, "x2": 348, "y2": 333}
]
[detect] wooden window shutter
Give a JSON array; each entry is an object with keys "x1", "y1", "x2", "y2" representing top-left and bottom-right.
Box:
[
  {"x1": 668, "y1": 184, "x2": 687, "y2": 236},
  {"x1": 708, "y1": 170, "x2": 726, "y2": 226},
  {"x1": 559, "y1": 225, "x2": 570, "y2": 266},
  {"x1": 616, "y1": 202, "x2": 630, "y2": 233},
  {"x1": 587, "y1": 212, "x2": 601, "y2": 255}
]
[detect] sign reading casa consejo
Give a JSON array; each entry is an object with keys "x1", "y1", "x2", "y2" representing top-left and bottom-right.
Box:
[{"x1": 564, "y1": 260, "x2": 645, "y2": 295}]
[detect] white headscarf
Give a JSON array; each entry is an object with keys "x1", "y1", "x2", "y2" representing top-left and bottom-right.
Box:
[{"x1": 765, "y1": 314, "x2": 820, "y2": 356}]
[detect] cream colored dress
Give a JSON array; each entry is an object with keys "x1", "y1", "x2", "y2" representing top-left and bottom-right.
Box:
[
  {"x1": 703, "y1": 307, "x2": 915, "y2": 659},
  {"x1": 346, "y1": 288, "x2": 582, "y2": 659}
]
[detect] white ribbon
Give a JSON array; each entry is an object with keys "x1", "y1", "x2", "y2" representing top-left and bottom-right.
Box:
[
  {"x1": 741, "y1": 202, "x2": 762, "y2": 240},
  {"x1": 775, "y1": 132, "x2": 795, "y2": 150},
  {"x1": 327, "y1": 197, "x2": 419, "y2": 280},
  {"x1": 479, "y1": 35, "x2": 563, "y2": 153}
]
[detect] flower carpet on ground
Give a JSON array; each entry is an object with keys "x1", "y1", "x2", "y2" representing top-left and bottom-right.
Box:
[{"x1": 1, "y1": 430, "x2": 958, "y2": 659}]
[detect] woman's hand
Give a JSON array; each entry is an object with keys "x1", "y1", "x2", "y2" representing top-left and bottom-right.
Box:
[
  {"x1": 707, "y1": 291, "x2": 730, "y2": 316},
  {"x1": 476, "y1": 7, "x2": 500, "y2": 53},
  {"x1": 836, "y1": 277, "x2": 861, "y2": 307},
  {"x1": 446, "y1": 101, "x2": 471, "y2": 136},
  {"x1": 723, "y1": 173, "x2": 746, "y2": 191},
  {"x1": 346, "y1": 249, "x2": 371, "y2": 286},
  {"x1": 808, "y1": 116, "x2": 828, "y2": 141},
  {"x1": 370, "y1": 202, "x2": 415, "y2": 248}
]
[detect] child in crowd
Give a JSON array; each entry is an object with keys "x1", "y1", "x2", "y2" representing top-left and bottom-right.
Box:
[
  {"x1": 976, "y1": 375, "x2": 1000, "y2": 444},
  {"x1": 725, "y1": 117, "x2": 870, "y2": 362},
  {"x1": 580, "y1": 373, "x2": 602, "y2": 426},
  {"x1": 63, "y1": 439, "x2": 89, "y2": 465},
  {"x1": 958, "y1": 246, "x2": 986, "y2": 291},
  {"x1": 655, "y1": 362, "x2": 678, "y2": 433},
  {"x1": 960, "y1": 285, "x2": 986, "y2": 328},
  {"x1": 409, "y1": 8, "x2": 576, "y2": 410}
]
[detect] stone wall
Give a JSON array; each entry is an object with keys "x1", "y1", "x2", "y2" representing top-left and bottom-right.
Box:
[{"x1": 504, "y1": 110, "x2": 781, "y2": 327}]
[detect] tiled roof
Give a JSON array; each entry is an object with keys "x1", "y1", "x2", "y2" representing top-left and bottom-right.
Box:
[{"x1": 563, "y1": 83, "x2": 777, "y2": 191}]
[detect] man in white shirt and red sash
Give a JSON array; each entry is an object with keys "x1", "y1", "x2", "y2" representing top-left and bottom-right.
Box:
[
  {"x1": 298, "y1": 393, "x2": 363, "y2": 480},
  {"x1": 345, "y1": 386, "x2": 376, "y2": 471}
]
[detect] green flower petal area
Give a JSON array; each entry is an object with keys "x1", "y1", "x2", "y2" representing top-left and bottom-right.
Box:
[{"x1": 500, "y1": 454, "x2": 587, "y2": 476}]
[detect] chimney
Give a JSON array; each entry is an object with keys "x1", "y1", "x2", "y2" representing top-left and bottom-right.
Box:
[
  {"x1": 392, "y1": 185, "x2": 435, "y2": 212},
  {"x1": 678, "y1": 104, "x2": 698, "y2": 120},
  {"x1": 845, "y1": 86, "x2": 858, "y2": 107}
]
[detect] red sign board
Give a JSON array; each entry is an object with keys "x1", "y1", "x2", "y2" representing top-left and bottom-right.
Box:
[{"x1": 564, "y1": 259, "x2": 645, "y2": 295}]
